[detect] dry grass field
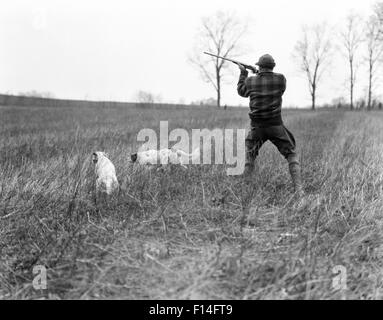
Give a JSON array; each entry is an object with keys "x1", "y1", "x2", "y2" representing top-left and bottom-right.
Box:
[{"x1": 1, "y1": 104, "x2": 383, "y2": 299}]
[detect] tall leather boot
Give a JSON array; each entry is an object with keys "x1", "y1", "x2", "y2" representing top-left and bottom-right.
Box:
[
  {"x1": 289, "y1": 161, "x2": 304, "y2": 197},
  {"x1": 242, "y1": 146, "x2": 255, "y2": 179},
  {"x1": 242, "y1": 164, "x2": 254, "y2": 180}
]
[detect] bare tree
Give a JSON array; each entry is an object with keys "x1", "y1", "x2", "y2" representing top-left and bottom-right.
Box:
[
  {"x1": 293, "y1": 23, "x2": 333, "y2": 110},
  {"x1": 365, "y1": 15, "x2": 383, "y2": 110},
  {"x1": 18, "y1": 90, "x2": 56, "y2": 98},
  {"x1": 189, "y1": 11, "x2": 248, "y2": 108},
  {"x1": 339, "y1": 14, "x2": 364, "y2": 110},
  {"x1": 374, "y1": 2, "x2": 383, "y2": 33},
  {"x1": 134, "y1": 90, "x2": 162, "y2": 104}
]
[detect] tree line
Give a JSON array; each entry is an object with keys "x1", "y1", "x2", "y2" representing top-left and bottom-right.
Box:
[{"x1": 190, "y1": 4, "x2": 383, "y2": 110}]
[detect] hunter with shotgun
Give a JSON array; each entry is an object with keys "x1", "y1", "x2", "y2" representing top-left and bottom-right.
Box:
[{"x1": 204, "y1": 52, "x2": 304, "y2": 197}]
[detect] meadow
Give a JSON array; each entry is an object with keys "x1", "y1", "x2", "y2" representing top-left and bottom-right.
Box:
[{"x1": 0, "y1": 103, "x2": 383, "y2": 299}]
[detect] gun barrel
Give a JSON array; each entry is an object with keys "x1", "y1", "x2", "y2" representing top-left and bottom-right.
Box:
[
  {"x1": 203, "y1": 52, "x2": 236, "y2": 64},
  {"x1": 203, "y1": 52, "x2": 257, "y2": 73}
]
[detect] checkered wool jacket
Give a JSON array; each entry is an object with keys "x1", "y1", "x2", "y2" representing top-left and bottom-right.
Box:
[{"x1": 237, "y1": 69, "x2": 286, "y2": 127}]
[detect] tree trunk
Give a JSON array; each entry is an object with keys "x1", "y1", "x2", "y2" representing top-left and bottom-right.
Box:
[
  {"x1": 350, "y1": 61, "x2": 354, "y2": 110},
  {"x1": 216, "y1": 67, "x2": 221, "y2": 108},
  {"x1": 311, "y1": 84, "x2": 316, "y2": 110},
  {"x1": 311, "y1": 94, "x2": 315, "y2": 110},
  {"x1": 368, "y1": 63, "x2": 372, "y2": 110}
]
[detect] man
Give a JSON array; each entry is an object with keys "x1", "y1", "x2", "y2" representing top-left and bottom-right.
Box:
[{"x1": 236, "y1": 54, "x2": 303, "y2": 196}]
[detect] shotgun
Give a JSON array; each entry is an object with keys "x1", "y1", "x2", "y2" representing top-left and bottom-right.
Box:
[{"x1": 203, "y1": 52, "x2": 258, "y2": 74}]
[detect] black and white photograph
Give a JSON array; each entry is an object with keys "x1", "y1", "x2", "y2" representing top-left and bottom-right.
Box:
[{"x1": 1, "y1": 0, "x2": 383, "y2": 303}]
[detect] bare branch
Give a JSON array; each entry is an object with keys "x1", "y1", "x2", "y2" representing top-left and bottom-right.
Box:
[
  {"x1": 189, "y1": 11, "x2": 249, "y2": 108},
  {"x1": 293, "y1": 23, "x2": 333, "y2": 109},
  {"x1": 364, "y1": 13, "x2": 383, "y2": 109},
  {"x1": 188, "y1": 56, "x2": 218, "y2": 91}
]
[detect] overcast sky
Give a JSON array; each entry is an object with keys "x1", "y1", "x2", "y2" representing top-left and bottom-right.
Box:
[{"x1": 0, "y1": 0, "x2": 379, "y2": 107}]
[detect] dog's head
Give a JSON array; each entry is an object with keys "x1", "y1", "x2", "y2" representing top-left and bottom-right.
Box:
[
  {"x1": 130, "y1": 153, "x2": 138, "y2": 163},
  {"x1": 92, "y1": 151, "x2": 108, "y2": 164}
]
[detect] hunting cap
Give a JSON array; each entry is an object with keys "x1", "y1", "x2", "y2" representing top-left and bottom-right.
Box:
[{"x1": 255, "y1": 54, "x2": 276, "y2": 68}]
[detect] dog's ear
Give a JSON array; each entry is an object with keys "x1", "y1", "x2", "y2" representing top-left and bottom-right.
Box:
[
  {"x1": 131, "y1": 153, "x2": 138, "y2": 163},
  {"x1": 92, "y1": 152, "x2": 98, "y2": 163}
]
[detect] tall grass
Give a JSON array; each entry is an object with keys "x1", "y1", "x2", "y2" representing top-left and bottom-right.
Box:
[{"x1": 0, "y1": 105, "x2": 382, "y2": 299}]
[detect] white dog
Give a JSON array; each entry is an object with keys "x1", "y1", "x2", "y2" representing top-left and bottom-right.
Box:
[
  {"x1": 130, "y1": 148, "x2": 200, "y2": 168},
  {"x1": 92, "y1": 152, "x2": 119, "y2": 195}
]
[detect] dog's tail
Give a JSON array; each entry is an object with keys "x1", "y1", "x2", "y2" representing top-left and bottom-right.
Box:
[
  {"x1": 190, "y1": 148, "x2": 200, "y2": 159},
  {"x1": 176, "y1": 148, "x2": 200, "y2": 164},
  {"x1": 176, "y1": 148, "x2": 200, "y2": 157}
]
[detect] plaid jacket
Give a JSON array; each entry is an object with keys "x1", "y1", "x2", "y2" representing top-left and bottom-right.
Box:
[{"x1": 237, "y1": 70, "x2": 286, "y2": 127}]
